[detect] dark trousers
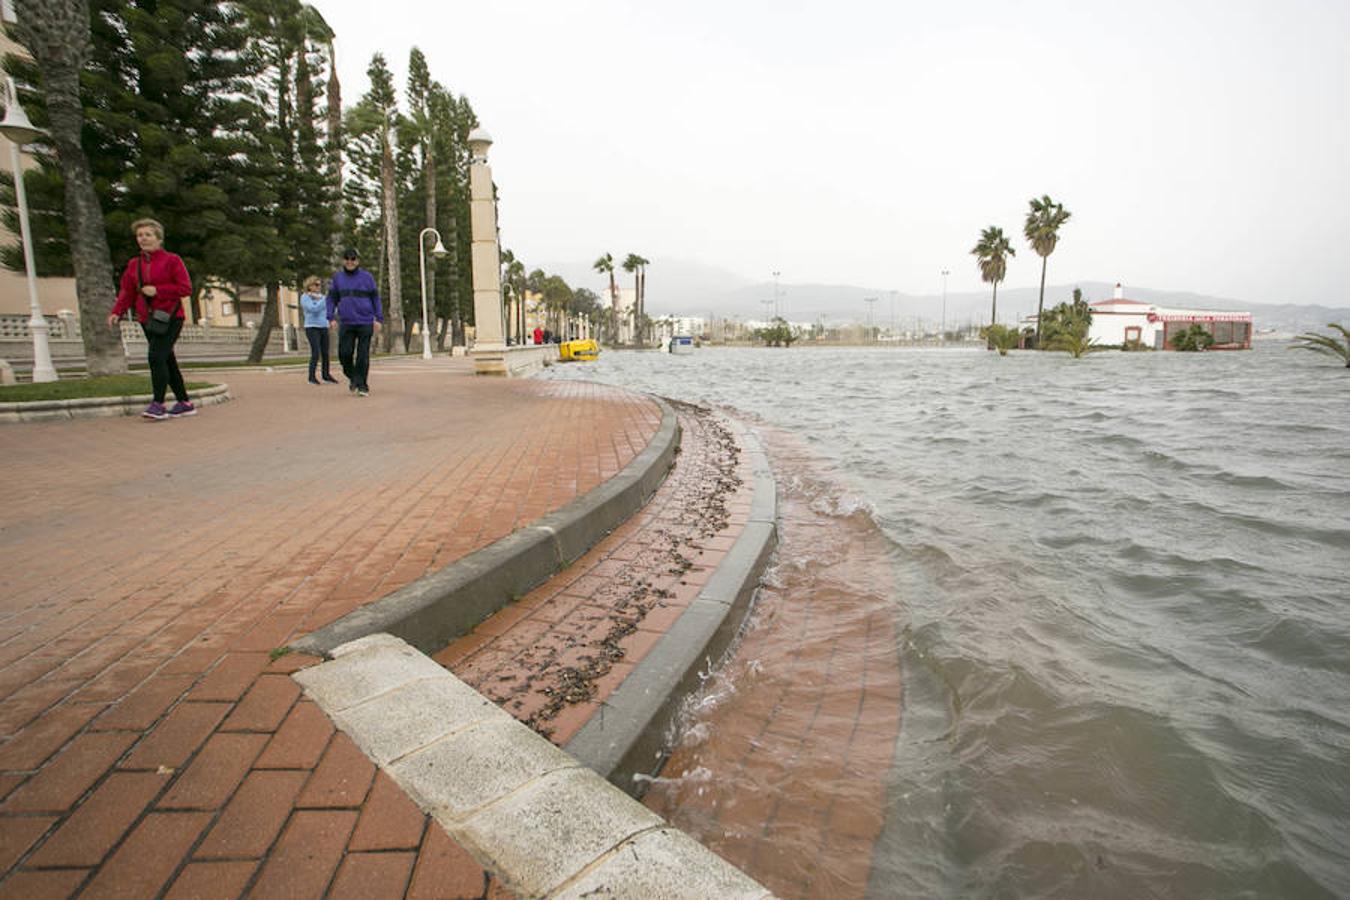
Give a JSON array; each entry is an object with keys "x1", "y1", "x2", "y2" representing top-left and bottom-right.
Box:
[
  {"x1": 142, "y1": 318, "x2": 187, "y2": 404},
  {"x1": 305, "y1": 327, "x2": 331, "y2": 379},
  {"x1": 338, "y1": 323, "x2": 373, "y2": 390}
]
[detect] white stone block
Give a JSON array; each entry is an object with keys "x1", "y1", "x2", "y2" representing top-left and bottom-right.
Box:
[
  {"x1": 332, "y1": 676, "x2": 513, "y2": 766},
  {"x1": 458, "y1": 767, "x2": 665, "y2": 898},
  {"x1": 552, "y1": 827, "x2": 773, "y2": 899},
  {"x1": 389, "y1": 717, "x2": 579, "y2": 819},
  {"x1": 293, "y1": 640, "x2": 446, "y2": 712}
]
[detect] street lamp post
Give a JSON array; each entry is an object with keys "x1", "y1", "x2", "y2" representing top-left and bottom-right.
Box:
[
  {"x1": 1, "y1": 76, "x2": 56, "y2": 382},
  {"x1": 940, "y1": 269, "x2": 950, "y2": 341},
  {"x1": 418, "y1": 227, "x2": 449, "y2": 359}
]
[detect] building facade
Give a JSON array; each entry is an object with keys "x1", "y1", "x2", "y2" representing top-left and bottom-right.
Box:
[{"x1": 1088, "y1": 284, "x2": 1252, "y2": 350}]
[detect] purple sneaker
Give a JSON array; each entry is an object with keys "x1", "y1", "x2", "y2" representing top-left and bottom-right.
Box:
[
  {"x1": 141, "y1": 401, "x2": 169, "y2": 420},
  {"x1": 168, "y1": 401, "x2": 197, "y2": 418}
]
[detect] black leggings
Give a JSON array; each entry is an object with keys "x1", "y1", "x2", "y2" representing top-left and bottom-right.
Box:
[
  {"x1": 142, "y1": 318, "x2": 188, "y2": 404},
  {"x1": 305, "y1": 327, "x2": 331, "y2": 379}
]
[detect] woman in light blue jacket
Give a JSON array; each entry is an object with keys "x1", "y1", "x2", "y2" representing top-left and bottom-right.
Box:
[{"x1": 300, "y1": 275, "x2": 337, "y2": 384}]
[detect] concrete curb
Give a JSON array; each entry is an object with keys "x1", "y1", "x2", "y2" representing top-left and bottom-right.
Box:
[
  {"x1": 291, "y1": 397, "x2": 681, "y2": 657},
  {"x1": 564, "y1": 416, "x2": 777, "y2": 795},
  {"x1": 294, "y1": 634, "x2": 772, "y2": 899},
  {"x1": 0, "y1": 383, "x2": 232, "y2": 424}
]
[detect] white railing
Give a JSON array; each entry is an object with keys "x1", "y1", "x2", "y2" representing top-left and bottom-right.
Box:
[{"x1": 0, "y1": 314, "x2": 78, "y2": 339}]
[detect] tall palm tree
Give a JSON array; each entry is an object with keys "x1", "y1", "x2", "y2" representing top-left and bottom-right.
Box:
[
  {"x1": 1289, "y1": 324, "x2": 1350, "y2": 368},
  {"x1": 970, "y1": 226, "x2": 1015, "y2": 331},
  {"x1": 14, "y1": 0, "x2": 127, "y2": 375},
  {"x1": 1023, "y1": 195, "x2": 1071, "y2": 347},
  {"x1": 593, "y1": 252, "x2": 617, "y2": 342},
  {"x1": 622, "y1": 253, "x2": 649, "y2": 344}
]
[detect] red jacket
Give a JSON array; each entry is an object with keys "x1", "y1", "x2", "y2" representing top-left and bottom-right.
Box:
[{"x1": 112, "y1": 249, "x2": 192, "y2": 322}]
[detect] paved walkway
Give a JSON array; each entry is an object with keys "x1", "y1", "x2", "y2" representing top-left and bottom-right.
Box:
[
  {"x1": 435, "y1": 402, "x2": 751, "y2": 747},
  {"x1": 0, "y1": 357, "x2": 660, "y2": 899}
]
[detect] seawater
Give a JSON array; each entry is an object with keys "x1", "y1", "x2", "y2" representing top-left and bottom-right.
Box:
[{"x1": 540, "y1": 343, "x2": 1350, "y2": 897}]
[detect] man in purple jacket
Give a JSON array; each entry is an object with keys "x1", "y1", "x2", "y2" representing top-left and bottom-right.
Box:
[{"x1": 326, "y1": 248, "x2": 383, "y2": 396}]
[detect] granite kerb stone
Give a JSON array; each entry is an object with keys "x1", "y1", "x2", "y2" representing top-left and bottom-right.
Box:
[
  {"x1": 564, "y1": 417, "x2": 778, "y2": 797},
  {"x1": 290, "y1": 395, "x2": 680, "y2": 658},
  {"x1": 292, "y1": 633, "x2": 772, "y2": 899}
]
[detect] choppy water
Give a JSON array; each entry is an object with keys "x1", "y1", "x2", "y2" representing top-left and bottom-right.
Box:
[{"x1": 541, "y1": 343, "x2": 1350, "y2": 897}]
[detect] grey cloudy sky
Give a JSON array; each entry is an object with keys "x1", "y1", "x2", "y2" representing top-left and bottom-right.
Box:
[{"x1": 318, "y1": 0, "x2": 1348, "y2": 306}]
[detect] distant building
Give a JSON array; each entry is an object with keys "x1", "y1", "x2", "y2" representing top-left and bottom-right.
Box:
[{"x1": 1088, "y1": 283, "x2": 1252, "y2": 350}]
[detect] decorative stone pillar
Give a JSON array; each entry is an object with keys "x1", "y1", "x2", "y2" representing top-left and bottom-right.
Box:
[{"x1": 467, "y1": 128, "x2": 505, "y2": 371}]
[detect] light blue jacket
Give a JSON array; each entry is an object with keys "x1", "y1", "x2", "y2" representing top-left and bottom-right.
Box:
[{"x1": 300, "y1": 292, "x2": 328, "y2": 328}]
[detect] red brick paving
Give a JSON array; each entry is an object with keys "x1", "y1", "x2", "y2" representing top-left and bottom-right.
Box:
[
  {"x1": 0, "y1": 357, "x2": 659, "y2": 898},
  {"x1": 434, "y1": 403, "x2": 751, "y2": 744},
  {"x1": 641, "y1": 428, "x2": 904, "y2": 900}
]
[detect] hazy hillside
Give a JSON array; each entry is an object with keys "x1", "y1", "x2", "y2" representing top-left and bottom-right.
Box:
[{"x1": 542, "y1": 259, "x2": 1347, "y2": 335}]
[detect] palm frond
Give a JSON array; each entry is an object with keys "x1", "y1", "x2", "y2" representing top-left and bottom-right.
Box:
[{"x1": 1289, "y1": 325, "x2": 1350, "y2": 366}]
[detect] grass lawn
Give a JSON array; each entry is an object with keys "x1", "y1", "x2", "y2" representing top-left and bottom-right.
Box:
[{"x1": 0, "y1": 375, "x2": 216, "y2": 403}]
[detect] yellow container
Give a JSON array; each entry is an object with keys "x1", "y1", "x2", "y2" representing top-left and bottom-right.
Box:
[{"x1": 559, "y1": 339, "x2": 600, "y2": 362}]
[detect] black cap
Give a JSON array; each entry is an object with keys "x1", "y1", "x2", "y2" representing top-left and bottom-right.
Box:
[{"x1": 342, "y1": 248, "x2": 359, "y2": 259}]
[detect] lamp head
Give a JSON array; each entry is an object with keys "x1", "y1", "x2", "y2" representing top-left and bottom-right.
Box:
[
  {"x1": 0, "y1": 79, "x2": 44, "y2": 147},
  {"x1": 431, "y1": 239, "x2": 449, "y2": 257},
  {"x1": 466, "y1": 127, "x2": 493, "y2": 162}
]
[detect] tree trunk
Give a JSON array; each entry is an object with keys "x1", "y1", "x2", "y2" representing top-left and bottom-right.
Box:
[
  {"x1": 448, "y1": 216, "x2": 462, "y2": 346},
  {"x1": 423, "y1": 141, "x2": 436, "y2": 333},
  {"x1": 15, "y1": 0, "x2": 128, "y2": 375},
  {"x1": 1034, "y1": 255, "x2": 1048, "y2": 348},
  {"x1": 247, "y1": 282, "x2": 279, "y2": 363},
  {"x1": 380, "y1": 127, "x2": 403, "y2": 352},
  {"x1": 991, "y1": 280, "x2": 998, "y2": 327},
  {"x1": 326, "y1": 40, "x2": 343, "y2": 262}
]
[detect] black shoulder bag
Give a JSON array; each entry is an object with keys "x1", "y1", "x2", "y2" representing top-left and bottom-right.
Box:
[{"x1": 139, "y1": 255, "x2": 173, "y2": 336}]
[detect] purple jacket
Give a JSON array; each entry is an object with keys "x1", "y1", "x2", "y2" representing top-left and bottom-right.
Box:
[{"x1": 326, "y1": 268, "x2": 383, "y2": 325}]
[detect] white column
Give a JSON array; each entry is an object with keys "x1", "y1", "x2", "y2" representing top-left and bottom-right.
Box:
[{"x1": 469, "y1": 161, "x2": 504, "y2": 348}]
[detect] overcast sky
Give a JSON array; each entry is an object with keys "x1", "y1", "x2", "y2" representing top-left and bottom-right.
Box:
[{"x1": 316, "y1": 0, "x2": 1348, "y2": 306}]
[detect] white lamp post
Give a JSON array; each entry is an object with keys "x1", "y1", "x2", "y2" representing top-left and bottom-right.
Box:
[
  {"x1": 1, "y1": 76, "x2": 57, "y2": 382},
  {"x1": 940, "y1": 268, "x2": 950, "y2": 341},
  {"x1": 418, "y1": 227, "x2": 449, "y2": 359}
]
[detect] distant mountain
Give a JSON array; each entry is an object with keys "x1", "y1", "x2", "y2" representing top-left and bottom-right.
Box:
[{"x1": 540, "y1": 259, "x2": 1348, "y2": 335}]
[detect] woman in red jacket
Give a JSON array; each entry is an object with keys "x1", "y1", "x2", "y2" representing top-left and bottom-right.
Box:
[{"x1": 107, "y1": 218, "x2": 195, "y2": 420}]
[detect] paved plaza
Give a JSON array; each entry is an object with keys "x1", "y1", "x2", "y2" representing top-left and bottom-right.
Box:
[{"x1": 0, "y1": 357, "x2": 661, "y2": 899}]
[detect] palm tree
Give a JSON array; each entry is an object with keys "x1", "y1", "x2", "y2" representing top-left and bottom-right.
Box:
[
  {"x1": 593, "y1": 252, "x2": 617, "y2": 342},
  {"x1": 622, "y1": 253, "x2": 649, "y2": 344},
  {"x1": 1289, "y1": 324, "x2": 1350, "y2": 368},
  {"x1": 1023, "y1": 195, "x2": 1071, "y2": 347},
  {"x1": 971, "y1": 225, "x2": 1015, "y2": 336},
  {"x1": 1045, "y1": 332, "x2": 1101, "y2": 358},
  {"x1": 980, "y1": 324, "x2": 1021, "y2": 356},
  {"x1": 14, "y1": 0, "x2": 128, "y2": 375}
]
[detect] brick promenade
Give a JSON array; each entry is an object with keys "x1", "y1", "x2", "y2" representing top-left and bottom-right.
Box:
[
  {"x1": 436, "y1": 402, "x2": 751, "y2": 745},
  {"x1": 0, "y1": 357, "x2": 661, "y2": 899}
]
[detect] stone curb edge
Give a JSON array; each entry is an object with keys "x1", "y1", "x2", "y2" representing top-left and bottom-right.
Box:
[
  {"x1": 565, "y1": 414, "x2": 777, "y2": 796},
  {"x1": 293, "y1": 633, "x2": 774, "y2": 899},
  {"x1": 291, "y1": 396, "x2": 681, "y2": 657},
  {"x1": 0, "y1": 383, "x2": 232, "y2": 424}
]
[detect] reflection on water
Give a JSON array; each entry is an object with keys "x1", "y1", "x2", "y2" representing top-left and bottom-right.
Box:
[{"x1": 542, "y1": 344, "x2": 1350, "y2": 897}]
